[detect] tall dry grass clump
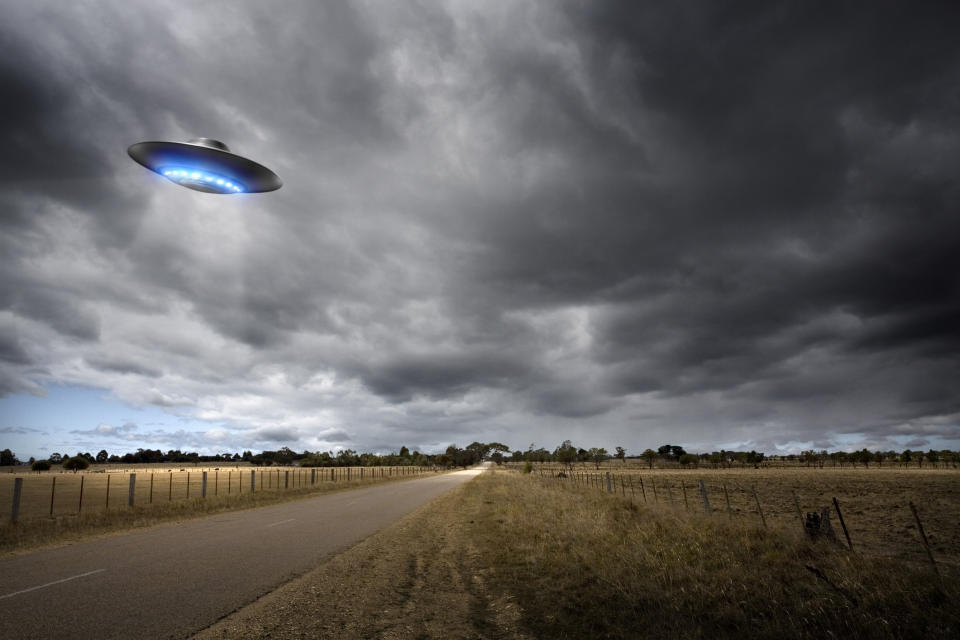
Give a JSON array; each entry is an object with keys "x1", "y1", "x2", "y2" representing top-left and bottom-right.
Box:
[{"x1": 466, "y1": 470, "x2": 957, "y2": 639}]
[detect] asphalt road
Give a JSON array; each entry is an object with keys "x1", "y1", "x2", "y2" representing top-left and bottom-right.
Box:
[{"x1": 0, "y1": 467, "x2": 485, "y2": 639}]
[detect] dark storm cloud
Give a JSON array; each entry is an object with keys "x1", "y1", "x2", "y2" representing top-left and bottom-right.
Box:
[{"x1": 1, "y1": 0, "x2": 958, "y2": 455}]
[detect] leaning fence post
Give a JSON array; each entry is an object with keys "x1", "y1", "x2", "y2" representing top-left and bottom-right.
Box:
[
  {"x1": 201, "y1": 471, "x2": 208, "y2": 498},
  {"x1": 605, "y1": 472, "x2": 612, "y2": 493},
  {"x1": 723, "y1": 484, "x2": 732, "y2": 517},
  {"x1": 78, "y1": 475, "x2": 85, "y2": 513},
  {"x1": 638, "y1": 477, "x2": 646, "y2": 503},
  {"x1": 10, "y1": 477, "x2": 23, "y2": 523},
  {"x1": 909, "y1": 502, "x2": 939, "y2": 577},
  {"x1": 128, "y1": 473, "x2": 136, "y2": 507},
  {"x1": 832, "y1": 497, "x2": 853, "y2": 551},
  {"x1": 698, "y1": 479, "x2": 711, "y2": 514},
  {"x1": 49, "y1": 476, "x2": 57, "y2": 516}
]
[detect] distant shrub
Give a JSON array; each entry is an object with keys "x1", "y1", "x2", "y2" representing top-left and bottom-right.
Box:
[
  {"x1": 63, "y1": 457, "x2": 90, "y2": 472},
  {"x1": 31, "y1": 460, "x2": 51, "y2": 471},
  {"x1": 522, "y1": 461, "x2": 533, "y2": 474}
]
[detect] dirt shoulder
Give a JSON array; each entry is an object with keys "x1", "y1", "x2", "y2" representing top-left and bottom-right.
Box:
[{"x1": 193, "y1": 471, "x2": 527, "y2": 640}]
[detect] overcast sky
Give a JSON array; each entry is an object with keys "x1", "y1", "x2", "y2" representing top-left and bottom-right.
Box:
[{"x1": 1, "y1": 1, "x2": 958, "y2": 459}]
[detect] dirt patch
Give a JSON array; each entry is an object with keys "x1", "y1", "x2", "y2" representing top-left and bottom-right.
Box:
[{"x1": 193, "y1": 477, "x2": 528, "y2": 640}]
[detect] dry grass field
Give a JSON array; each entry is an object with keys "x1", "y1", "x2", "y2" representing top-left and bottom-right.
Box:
[
  {"x1": 511, "y1": 464, "x2": 960, "y2": 566},
  {"x1": 0, "y1": 464, "x2": 437, "y2": 556},
  {"x1": 0, "y1": 464, "x2": 428, "y2": 521},
  {"x1": 196, "y1": 468, "x2": 959, "y2": 639}
]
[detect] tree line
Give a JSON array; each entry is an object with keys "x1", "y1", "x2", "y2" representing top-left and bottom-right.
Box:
[
  {"x1": 2, "y1": 442, "x2": 957, "y2": 472},
  {"x1": 502, "y1": 442, "x2": 959, "y2": 469},
  {"x1": 0, "y1": 442, "x2": 511, "y2": 471}
]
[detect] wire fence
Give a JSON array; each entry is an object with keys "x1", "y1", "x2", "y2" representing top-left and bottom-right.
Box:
[
  {"x1": 2, "y1": 465, "x2": 435, "y2": 523},
  {"x1": 515, "y1": 464, "x2": 959, "y2": 574}
]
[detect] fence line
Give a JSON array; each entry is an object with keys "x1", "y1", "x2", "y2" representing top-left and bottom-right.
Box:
[
  {"x1": 526, "y1": 466, "x2": 950, "y2": 575},
  {"x1": 3, "y1": 465, "x2": 436, "y2": 523}
]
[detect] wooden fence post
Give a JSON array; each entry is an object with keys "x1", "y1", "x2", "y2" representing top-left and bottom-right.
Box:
[
  {"x1": 202, "y1": 471, "x2": 207, "y2": 498},
  {"x1": 49, "y1": 476, "x2": 57, "y2": 516},
  {"x1": 128, "y1": 473, "x2": 136, "y2": 507},
  {"x1": 638, "y1": 477, "x2": 646, "y2": 503},
  {"x1": 723, "y1": 484, "x2": 732, "y2": 518},
  {"x1": 605, "y1": 472, "x2": 612, "y2": 493},
  {"x1": 666, "y1": 482, "x2": 675, "y2": 506},
  {"x1": 78, "y1": 476, "x2": 85, "y2": 513},
  {"x1": 150, "y1": 473, "x2": 154, "y2": 504},
  {"x1": 698, "y1": 479, "x2": 711, "y2": 515},
  {"x1": 832, "y1": 497, "x2": 854, "y2": 551},
  {"x1": 169, "y1": 473, "x2": 173, "y2": 501},
  {"x1": 251, "y1": 470, "x2": 256, "y2": 493},
  {"x1": 909, "y1": 502, "x2": 939, "y2": 577},
  {"x1": 106, "y1": 474, "x2": 111, "y2": 509},
  {"x1": 11, "y1": 477, "x2": 23, "y2": 523},
  {"x1": 681, "y1": 481, "x2": 689, "y2": 509},
  {"x1": 311, "y1": 468, "x2": 316, "y2": 485},
  {"x1": 186, "y1": 472, "x2": 190, "y2": 499}
]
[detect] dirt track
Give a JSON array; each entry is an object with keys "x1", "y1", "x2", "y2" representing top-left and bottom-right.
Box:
[{"x1": 0, "y1": 468, "x2": 484, "y2": 639}]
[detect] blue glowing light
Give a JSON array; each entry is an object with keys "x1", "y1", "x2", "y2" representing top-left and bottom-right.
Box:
[{"x1": 156, "y1": 166, "x2": 244, "y2": 193}]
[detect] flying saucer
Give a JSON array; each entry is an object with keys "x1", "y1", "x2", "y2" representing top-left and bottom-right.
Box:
[{"x1": 127, "y1": 137, "x2": 282, "y2": 194}]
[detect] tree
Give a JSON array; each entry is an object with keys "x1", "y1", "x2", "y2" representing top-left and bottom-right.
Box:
[
  {"x1": 588, "y1": 447, "x2": 609, "y2": 469},
  {"x1": 96, "y1": 449, "x2": 108, "y2": 464},
  {"x1": 641, "y1": 449, "x2": 657, "y2": 469},
  {"x1": 615, "y1": 446, "x2": 626, "y2": 464},
  {"x1": 678, "y1": 453, "x2": 697, "y2": 467},
  {"x1": 0, "y1": 448, "x2": 19, "y2": 466},
  {"x1": 657, "y1": 444, "x2": 687, "y2": 461},
  {"x1": 63, "y1": 456, "x2": 90, "y2": 472},
  {"x1": 32, "y1": 459, "x2": 51, "y2": 471},
  {"x1": 465, "y1": 442, "x2": 491, "y2": 464},
  {"x1": 49, "y1": 452, "x2": 62, "y2": 464},
  {"x1": 553, "y1": 440, "x2": 578, "y2": 470}
]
